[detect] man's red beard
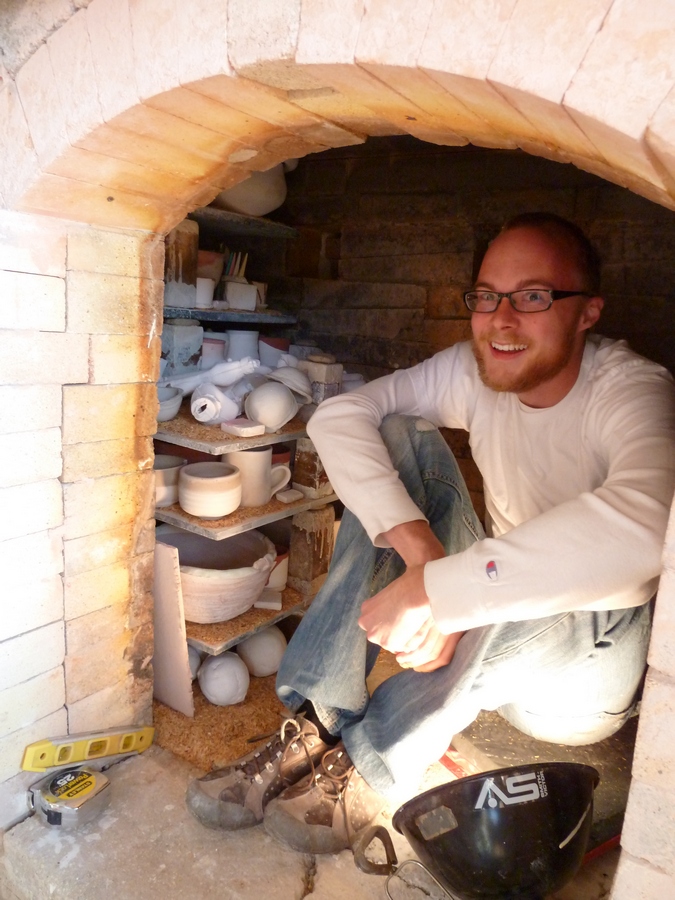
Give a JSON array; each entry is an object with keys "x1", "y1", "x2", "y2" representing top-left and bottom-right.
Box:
[{"x1": 471, "y1": 330, "x2": 579, "y2": 395}]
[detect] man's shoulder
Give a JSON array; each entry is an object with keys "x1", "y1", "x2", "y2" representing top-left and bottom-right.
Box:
[{"x1": 585, "y1": 335, "x2": 673, "y2": 387}]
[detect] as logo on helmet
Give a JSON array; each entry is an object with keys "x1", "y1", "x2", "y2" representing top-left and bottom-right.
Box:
[{"x1": 474, "y1": 772, "x2": 546, "y2": 810}]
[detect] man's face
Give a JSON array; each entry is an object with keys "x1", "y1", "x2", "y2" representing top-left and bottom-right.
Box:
[{"x1": 470, "y1": 226, "x2": 603, "y2": 407}]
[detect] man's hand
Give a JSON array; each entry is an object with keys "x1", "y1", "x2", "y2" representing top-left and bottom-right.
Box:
[{"x1": 357, "y1": 558, "x2": 464, "y2": 673}]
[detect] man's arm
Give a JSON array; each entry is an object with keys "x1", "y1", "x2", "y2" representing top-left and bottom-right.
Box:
[{"x1": 357, "y1": 520, "x2": 465, "y2": 672}]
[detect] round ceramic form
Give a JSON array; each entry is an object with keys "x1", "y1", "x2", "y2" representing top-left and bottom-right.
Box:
[
  {"x1": 222, "y1": 446, "x2": 291, "y2": 507},
  {"x1": 154, "y1": 454, "x2": 187, "y2": 508},
  {"x1": 267, "y1": 366, "x2": 313, "y2": 403},
  {"x1": 157, "y1": 529, "x2": 276, "y2": 623},
  {"x1": 178, "y1": 461, "x2": 242, "y2": 519},
  {"x1": 157, "y1": 386, "x2": 182, "y2": 422},
  {"x1": 226, "y1": 329, "x2": 259, "y2": 361},
  {"x1": 244, "y1": 382, "x2": 298, "y2": 433}
]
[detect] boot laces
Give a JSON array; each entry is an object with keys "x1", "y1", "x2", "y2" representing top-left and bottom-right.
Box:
[
  {"x1": 239, "y1": 717, "x2": 316, "y2": 785},
  {"x1": 314, "y1": 746, "x2": 354, "y2": 799}
]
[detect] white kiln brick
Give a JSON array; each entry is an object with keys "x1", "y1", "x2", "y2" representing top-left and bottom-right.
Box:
[
  {"x1": 67, "y1": 228, "x2": 164, "y2": 280},
  {"x1": 0, "y1": 83, "x2": 40, "y2": 210},
  {"x1": 0, "y1": 667, "x2": 65, "y2": 737},
  {"x1": 15, "y1": 43, "x2": 69, "y2": 170},
  {"x1": 630, "y1": 670, "x2": 675, "y2": 791},
  {"x1": 0, "y1": 429, "x2": 62, "y2": 488},
  {"x1": 612, "y1": 852, "x2": 675, "y2": 899},
  {"x1": 62, "y1": 436, "x2": 154, "y2": 483},
  {"x1": 47, "y1": 9, "x2": 103, "y2": 146},
  {"x1": 0, "y1": 708, "x2": 67, "y2": 786},
  {"x1": 0, "y1": 386, "x2": 61, "y2": 435},
  {"x1": 0, "y1": 576, "x2": 63, "y2": 644},
  {"x1": 0, "y1": 331, "x2": 88, "y2": 386},
  {"x1": 63, "y1": 383, "x2": 158, "y2": 444},
  {"x1": 66, "y1": 604, "x2": 128, "y2": 655},
  {"x1": 0, "y1": 269, "x2": 63, "y2": 331},
  {"x1": 297, "y1": 358, "x2": 343, "y2": 384},
  {"x1": 621, "y1": 779, "x2": 675, "y2": 871},
  {"x1": 67, "y1": 271, "x2": 163, "y2": 335},
  {"x1": 161, "y1": 323, "x2": 203, "y2": 376},
  {"x1": 0, "y1": 481, "x2": 63, "y2": 543},
  {"x1": 65, "y1": 629, "x2": 132, "y2": 705},
  {"x1": 86, "y1": 0, "x2": 139, "y2": 121},
  {"x1": 67, "y1": 678, "x2": 149, "y2": 733},
  {"x1": 63, "y1": 471, "x2": 154, "y2": 541},
  {"x1": 649, "y1": 565, "x2": 675, "y2": 680},
  {"x1": 90, "y1": 333, "x2": 161, "y2": 385},
  {"x1": 0, "y1": 531, "x2": 64, "y2": 588},
  {"x1": 0, "y1": 621, "x2": 65, "y2": 693},
  {"x1": 64, "y1": 561, "x2": 131, "y2": 621},
  {"x1": 0, "y1": 210, "x2": 67, "y2": 277},
  {"x1": 64, "y1": 523, "x2": 133, "y2": 577}
]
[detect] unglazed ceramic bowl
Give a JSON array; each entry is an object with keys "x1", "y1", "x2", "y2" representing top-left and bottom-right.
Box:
[
  {"x1": 178, "y1": 461, "x2": 242, "y2": 519},
  {"x1": 157, "y1": 529, "x2": 276, "y2": 623},
  {"x1": 157, "y1": 386, "x2": 182, "y2": 422},
  {"x1": 153, "y1": 454, "x2": 187, "y2": 508}
]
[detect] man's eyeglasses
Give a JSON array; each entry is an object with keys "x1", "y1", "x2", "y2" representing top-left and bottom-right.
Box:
[{"x1": 463, "y1": 289, "x2": 592, "y2": 314}]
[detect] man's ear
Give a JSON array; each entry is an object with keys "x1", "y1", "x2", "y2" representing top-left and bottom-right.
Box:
[{"x1": 578, "y1": 295, "x2": 604, "y2": 333}]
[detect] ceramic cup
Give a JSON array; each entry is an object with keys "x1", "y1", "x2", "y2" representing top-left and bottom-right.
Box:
[
  {"x1": 196, "y1": 277, "x2": 216, "y2": 309},
  {"x1": 154, "y1": 454, "x2": 187, "y2": 508},
  {"x1": 178, "y1": 461, "x2": 242, "y2": 519},
  {"x1": 226, "y1": 329, "x2": 259, "y2": 361},
  {"x1": 222, "y1": 446, "x2": 291, "y2": 507}
]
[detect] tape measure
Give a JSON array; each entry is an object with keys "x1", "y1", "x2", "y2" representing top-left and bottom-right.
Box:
[
  {"x1": 29, "y1": 767, "x2": 111, "y2": 829},
  {"x1": 24, "y1": 725, "x2": 154, "y2": 829}
]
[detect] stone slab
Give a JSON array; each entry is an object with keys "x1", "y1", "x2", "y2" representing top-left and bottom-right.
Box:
[{"x1": 451, "y1": 709, "x2": 638, "y2": 851}]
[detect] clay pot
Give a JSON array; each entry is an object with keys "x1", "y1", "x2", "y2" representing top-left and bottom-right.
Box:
[
  {"x1": 157, "y1": 386, "x2": 182, "y2": 422},
  {"x1": 154, "y1": 454, "x2": 187, "y2": 508},
  {"x1": 178, "y1": 462, "x2": 242, "y2": 519},
  {"x1": 158, "y1": 529, "x2": 276, "y2": 623}
]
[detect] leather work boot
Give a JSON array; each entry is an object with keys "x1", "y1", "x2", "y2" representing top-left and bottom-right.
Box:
[
  {"x1": 185, "y1": 716, "x2": 330, "y2": 830},
  {"x1": 263, "y1": 743, "x2": 386, "y2": 854}
]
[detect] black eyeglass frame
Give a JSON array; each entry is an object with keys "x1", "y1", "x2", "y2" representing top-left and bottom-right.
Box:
[{"x1": 463, "y1": 289, "x2": 593, "y2": 314}]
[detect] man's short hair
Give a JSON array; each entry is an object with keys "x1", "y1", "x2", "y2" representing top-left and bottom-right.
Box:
[{"x1": 500, "y1": 212, "x2": 602, "y2": 294}]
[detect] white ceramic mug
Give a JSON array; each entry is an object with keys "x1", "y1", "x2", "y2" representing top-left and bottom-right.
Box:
[
  {"x1": 178, "y1": 461, "x2": 242, "y2": 519},
  {"x1": 222, "y1": 446, "x2": 291, "y2": 507}
]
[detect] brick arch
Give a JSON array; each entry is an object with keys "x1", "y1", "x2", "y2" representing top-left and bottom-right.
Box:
[{"x1": 4, "y1": 0, "x2": 675, "y2": 230}]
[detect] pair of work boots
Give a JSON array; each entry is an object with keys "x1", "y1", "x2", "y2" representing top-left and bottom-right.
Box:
[{"x1": 185, "y1": 715, "x2": 385, "y2": 854}]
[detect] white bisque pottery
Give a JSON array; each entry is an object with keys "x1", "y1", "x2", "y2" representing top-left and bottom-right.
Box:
[
  {"x1": 236, "y1": 625, "x2": 287, "y2": 677},
  {"x1": 226, "y1": 330, "x2": 259, "y2": 361},
  {"x1": 178, "y1": 461, "x2": 242, "y2": 519},
  {"x1": 196, "y1": 277, "x2": 216, "y2": 308},
  {"x1": 266, "y1": 366, "x2": 313, "y2": 403},
  {"x1": 244, "y1": 382, "x2": 299, "y2": 433},
  {"x1": 157, "y1": 386, "x2": 182, "y2": 422},
  {"x1": 158, "y1": 529, "x2": 276, "y2": 623},
  {"x1": 154, "y1": 454, "x2": 188, "y2": 508},
  {"x1": 198, "y1": 652, "x2": 250, "y2": 705},
  {"x1": 222, "y1": 446, "x2": 291, "y2": 507},
  {"x1": 201, "y1": 336, "x2": 226, "y2": 369}
]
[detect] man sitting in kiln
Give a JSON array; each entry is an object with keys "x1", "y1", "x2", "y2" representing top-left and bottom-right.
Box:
[{"x1": 186, "y1": 213, "x2": 675, "y2": 855}]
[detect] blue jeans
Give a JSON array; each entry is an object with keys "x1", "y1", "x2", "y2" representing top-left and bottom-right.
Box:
[{"x1": 276, "y1": 416, "x2": 650, "y2": 800}]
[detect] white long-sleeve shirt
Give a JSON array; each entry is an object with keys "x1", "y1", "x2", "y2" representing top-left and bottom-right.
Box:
[{"x1": 307, "y1": 336, "x2": 675, "y2": 634}]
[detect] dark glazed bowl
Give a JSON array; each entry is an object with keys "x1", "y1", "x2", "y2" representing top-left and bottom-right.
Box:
[{"x1": 392, "y1": 762, "x2": 599, "y2": 900}]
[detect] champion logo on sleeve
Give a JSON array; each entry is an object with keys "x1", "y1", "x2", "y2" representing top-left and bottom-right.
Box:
[{"x1": 486, "y1": 560, "x2": 498, "y2": 581}]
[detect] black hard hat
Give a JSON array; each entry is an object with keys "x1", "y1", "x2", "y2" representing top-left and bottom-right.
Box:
[{"x1": 392, "y1": 762, "x2": 599, "y2": 900}]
